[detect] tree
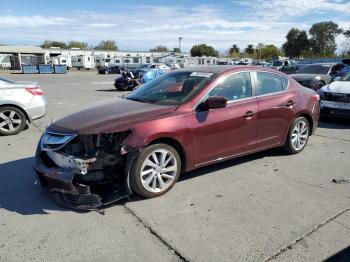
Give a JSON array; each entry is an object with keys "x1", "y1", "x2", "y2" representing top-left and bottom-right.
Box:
[
  {"x1": 40, "y1": 40, "x2": 66, "y2": 49},
  {"x1": 190, "y1": 44, "x2": 219, "y2": 57},
  {"x1": 228, "y1": 44, "x2": 240, "y2": 57},
  {"x1": 245, "y1": 44, "x2": 255, "y2": 56},
  {"x1": 309, "y1": 21, "x2": 343, "y2": 57},
  {"x1": 150, "y1": 45, "x2": 169, "y2": 52},
  {"x1": 344, "y1": 28, "x2": 350, "y2": 38},
  {"x1": 67, "y1": 41, "x2": 88, "y2": 49},
  {"x1": 282, "y1": 28, "x2": 310, "y2": 58},
  {"x1": 94, "y1": 40, "x2": 118, "y2": 51},
  {"x1": 260, "y1": 44, "x2": 282, "y2": 60},
  {"x1": 173, "y1": 47, "x2": 181, "y2": 52}
]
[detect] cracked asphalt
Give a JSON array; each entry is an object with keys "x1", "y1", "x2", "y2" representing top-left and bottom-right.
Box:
[{"x1": 0, "y1": 71, "x2": 349, "y2": 262}]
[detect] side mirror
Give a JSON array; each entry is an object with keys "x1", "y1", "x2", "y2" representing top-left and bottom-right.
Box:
[
  {"x1": 333, "y1": 76, "x2": 341, "y2": 82},
  {"x1": 205, "y1": 96, "x2": 228, "y2": 109}
]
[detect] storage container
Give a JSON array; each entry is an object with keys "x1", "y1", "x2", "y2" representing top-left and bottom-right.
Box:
[
  {"x1": 38, "y1": 64, "x2": 53, "y2": 74},
  {"x1": 22, "y1": 65, "x2": 37, "y2": 74}
]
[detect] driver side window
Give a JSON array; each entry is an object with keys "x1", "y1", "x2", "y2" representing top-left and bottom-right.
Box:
[{"x1": 208, "y1": 72, "x2": 252, "y2": 101}]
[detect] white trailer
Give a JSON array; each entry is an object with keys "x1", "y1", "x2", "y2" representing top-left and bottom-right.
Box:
[
  {"x1": 94, "y1": 54, "x2": 114, "y2": 68},
  {"x1": 51, "y1": 55, "x2": 72, "y2": 68},
  {"x1": 71, "y1": 55, "x2": 95, "y2": 69}
]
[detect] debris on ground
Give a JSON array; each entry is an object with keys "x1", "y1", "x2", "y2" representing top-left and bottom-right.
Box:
[{"x1": 331, "y1": 177, "x2": 350, "y2": 184}]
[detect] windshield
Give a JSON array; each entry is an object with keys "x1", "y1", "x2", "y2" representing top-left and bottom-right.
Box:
[
  {"x1": 341, "y1": 72, "x2": 350, "y2": 81},
  {"x1": 297, "y1": 64, "x2": 330, "y2": 74},
  {"x1": 0, "y1": 77, "x2": 16, "y2": 84},
  {"x1": 126, "y1": 71, "x2": 215, "y2": 105},
  {"x1": 273, "y1": 61, "x2": 283, "y2": 66}
]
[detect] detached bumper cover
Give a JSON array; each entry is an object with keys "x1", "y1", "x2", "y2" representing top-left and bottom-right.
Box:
[{"x1": 34, "y1": 148, "x2": 131, "y2": 211}]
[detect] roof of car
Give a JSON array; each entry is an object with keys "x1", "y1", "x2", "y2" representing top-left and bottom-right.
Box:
[
  {"x1": 302, "y1": 63, "x2": 337, "y2": 66},
  {"x1": 177, "y1": 65, "x2": 282, "y2": 75}
]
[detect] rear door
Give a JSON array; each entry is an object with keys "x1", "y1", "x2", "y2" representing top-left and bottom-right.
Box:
[{"x1": 254, "y1": 71, "x2": 296, "y2": 148}]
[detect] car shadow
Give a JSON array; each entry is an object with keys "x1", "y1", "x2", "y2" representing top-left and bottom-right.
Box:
[
  {"x1": 0, "y1": 157, "x2": 66, "y2": 215},
  {"x1": 0, "y1": 148, "x2": 282, "y2": 214},
  {"x1": 324, "y1": 245, "x2": 350, "y2": 262},
  {"x1": 95, "y1": 89, "x2": 119, "y2": 92},
  {"x1": 318, "y1": 117, "x2": 350, "y2": 130}
]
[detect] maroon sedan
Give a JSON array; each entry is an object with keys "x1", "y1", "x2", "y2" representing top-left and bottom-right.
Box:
[{"x1": 35, "y1": 66, "x2": 320, "y2": 210}]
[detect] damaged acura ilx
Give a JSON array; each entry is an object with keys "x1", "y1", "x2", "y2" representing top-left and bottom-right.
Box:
[{"x1": 35, "y1": 66, "x2": 320, "y2": 211}]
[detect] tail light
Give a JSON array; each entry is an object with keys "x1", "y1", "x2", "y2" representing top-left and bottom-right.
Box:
[
  {"x1": 25, "y1": 86, "x2": 44, "y2": 96},
  {"x1": 312, "y1": 94, "x2": 320, "y2": 102}
]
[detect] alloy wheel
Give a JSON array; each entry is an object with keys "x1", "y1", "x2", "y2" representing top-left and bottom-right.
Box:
[
  {"x1": 140, "y1": 149, "x2": 178, "y2": 193},
  {"x1": 291, "y1": 120, "x2": 309, "y2": 151},
  {"x1": 0, "y1": 110, "x2": 23, "y2": 133}
]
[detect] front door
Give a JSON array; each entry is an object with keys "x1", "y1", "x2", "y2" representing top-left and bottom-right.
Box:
[{"x1": 192, "y1": 72, "x2": 258, "y2": 166}]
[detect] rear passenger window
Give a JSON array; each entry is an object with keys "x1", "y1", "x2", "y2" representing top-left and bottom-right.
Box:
[
  {"x1": 256, "y1": 72, "x2": 284, "y2": 95},
  {"x1": 208, "y1": 72, "x2": 252, "y2": 101}
]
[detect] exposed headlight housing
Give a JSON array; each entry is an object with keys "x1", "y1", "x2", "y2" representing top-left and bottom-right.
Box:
[{"x1": 40, "y1": 131, "x2": 77, "y2": 151}]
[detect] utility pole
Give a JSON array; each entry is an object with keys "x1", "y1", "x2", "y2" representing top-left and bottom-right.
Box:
[{"x1": 179, "y1": 37, "x2": 183, "y2": 53}]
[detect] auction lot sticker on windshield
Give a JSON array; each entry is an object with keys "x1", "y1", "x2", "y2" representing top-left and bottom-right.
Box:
[{"x1": 190, "y1": 72, "x2": 213, "y2": 77}]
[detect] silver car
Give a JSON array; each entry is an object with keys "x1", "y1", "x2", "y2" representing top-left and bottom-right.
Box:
[{"x1": 0, "y1": 76, "x2": 47, "y2": 135}]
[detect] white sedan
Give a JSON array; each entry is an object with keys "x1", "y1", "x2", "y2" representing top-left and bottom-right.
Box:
[
  {"x1": 0, "y1": 76, "x2": 47, "y2": 135},
  {"x1": 318, "y1": 72, "x2": 350, "y2": 118}
]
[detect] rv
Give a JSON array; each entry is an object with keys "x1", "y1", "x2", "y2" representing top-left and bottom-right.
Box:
[
  {"x1": 71, "y1": 55, "x2": 95, "y2": 69},
  {"x1": 51, "y1": 55, "x2": 71, "y2": 68}
]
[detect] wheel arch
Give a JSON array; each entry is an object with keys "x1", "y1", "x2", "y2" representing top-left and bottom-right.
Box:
[
  {"x1": 148, "y1": 137, "x2": 187, "y2": 172},
  {"x1": 297, "y1": 112, "x2": 314, "y2": 135}
]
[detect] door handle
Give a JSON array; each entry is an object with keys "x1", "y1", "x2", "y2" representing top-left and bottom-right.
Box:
[
  {"x1": 286, "y1": 100, "x2": 295, "y2": 108},
  {"x1": 244, "y1": 111, "x2": 254, "y2": 119}
]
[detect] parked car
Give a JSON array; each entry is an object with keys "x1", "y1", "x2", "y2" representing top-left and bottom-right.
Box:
[
  {"x1": 131, "y1": 64, "x2": 149, "y2": 75},
  {"x1": 342, "y1": 59, "x2": 350, "y2": 66},
  {"x1": 98, "y1": 65, "x2": 123, "y2": 74},
  {"x1": 217, "y1": 61, "x2": 228, "y2": 65},
  {"x1": 166, "y1": 63, "x2": 181, "y2": 70},
  {"x1": 318, "y1": 71, "x2": 350, "y2": 118},
  {"x1": 290, "y1": 63, "x2": 349, "y2": 90},
  {"x1": 0, "y1": 76, "x2": 47, "y2": 135},
  {"x1": 148, "y1": 64, "x2": 170, "y2": 71},
  {"x1": 140, "y1": 68, "x2": 167, "y2": 83},
  {"x1": 280, "y1": 64, "x2": 305, "y2": 75},
  {"x1": 35, "y1": 66, "x2": 319, "y2": 210}
]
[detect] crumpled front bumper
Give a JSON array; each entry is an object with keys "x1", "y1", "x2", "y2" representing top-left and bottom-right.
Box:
[{"x1": 34, "y1": 145, "x2": 132, "y2": 211}]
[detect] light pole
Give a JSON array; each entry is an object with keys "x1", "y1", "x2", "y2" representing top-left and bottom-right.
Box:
[{"x1": 179, "y1": 37, "x2": 183, "y2": 53}]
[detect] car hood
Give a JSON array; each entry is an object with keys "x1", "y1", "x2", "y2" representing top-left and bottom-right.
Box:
[
  {"x1": 290, "y1": 74, "x2": 324, "y2": 81},
  {"x1": 48, "y1": 97, "x2": 177, "y2": 134},
  {"x1": 320, "y1": 81, "x2": 350, "y2": 94}
]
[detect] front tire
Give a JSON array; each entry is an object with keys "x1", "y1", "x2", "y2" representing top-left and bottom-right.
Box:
[
  {"x1": 283, "y1": 117, "x2": 310, "y2": 154},
  {"x1": 0, "y1": 106, "x2": 27, "y2": 136},
  {"x1": 314, "y1": 81, "x2": 325, "y2": 91},
  {"x1": 130, "y1": 143, "x2": 181, "y2": 198}
]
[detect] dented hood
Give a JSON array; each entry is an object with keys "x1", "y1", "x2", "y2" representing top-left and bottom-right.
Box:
[{"x1": 48, "y1": 97, "x2": 176, "y2": 134}]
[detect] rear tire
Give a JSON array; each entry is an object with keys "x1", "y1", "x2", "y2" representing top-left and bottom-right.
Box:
[
  {"x1": 130, "y1": 143, "x2": 181, "y2": 198},
  {"x1": 283, "y1": 117, "x2": 310, "y2": 154},
  {"x1": 0, "y1": 106, "x2": 27, "y2": 136}
]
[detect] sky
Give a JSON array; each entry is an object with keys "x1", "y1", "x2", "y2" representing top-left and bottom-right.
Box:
[{"x1": 0, "y1": 0, "x2": 349, "y2": 53}]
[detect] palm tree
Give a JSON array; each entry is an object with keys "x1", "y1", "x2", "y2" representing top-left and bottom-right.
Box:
[
  {"x1": 245, "y1": 44, "x2": 255, "y2": 56},
  {"x1": 228, "y1": 44, "x2": 240, "y2": 57}
]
